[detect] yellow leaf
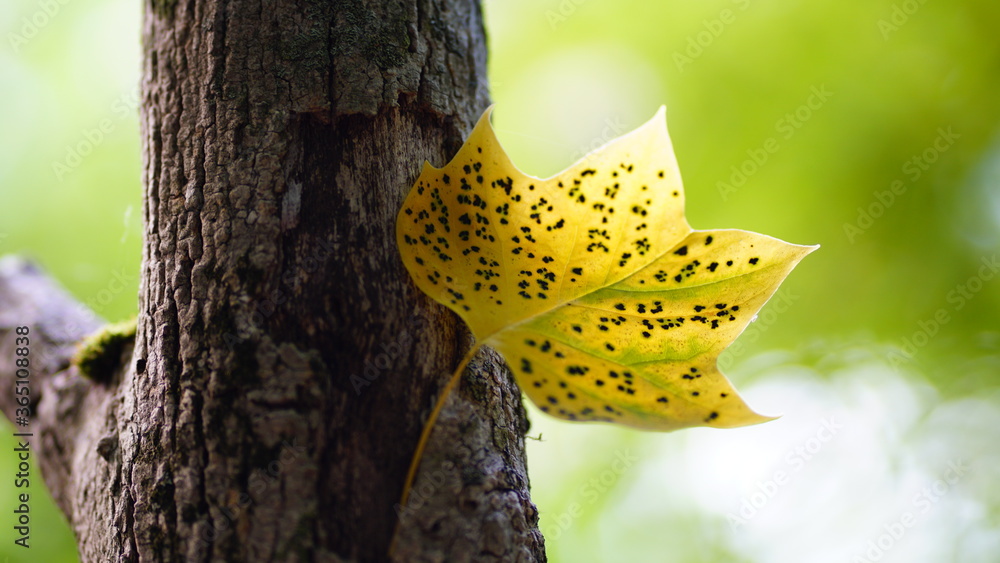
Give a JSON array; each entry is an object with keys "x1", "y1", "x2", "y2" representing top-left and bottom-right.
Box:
[{"x1": 397, "y1": 106, "x2": 816, "y2": 431}]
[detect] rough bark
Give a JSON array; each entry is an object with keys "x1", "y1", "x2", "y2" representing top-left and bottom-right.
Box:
[{"x1": 0, "y1": 0, "x2": 545, "y2": 561}]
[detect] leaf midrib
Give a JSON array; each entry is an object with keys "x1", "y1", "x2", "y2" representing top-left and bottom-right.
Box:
[{"x1": 481, "y1": 227, "x2": 792, "y2": 344}]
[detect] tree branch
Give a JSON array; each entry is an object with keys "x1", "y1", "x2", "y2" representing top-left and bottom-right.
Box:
[{"x1": 0, "y1": 256, "x2": 126, "y2": 526}]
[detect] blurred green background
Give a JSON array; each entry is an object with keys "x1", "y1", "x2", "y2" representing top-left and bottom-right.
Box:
[{"x1": 2, "y1": 0, "x2": 999, "y2": 561}]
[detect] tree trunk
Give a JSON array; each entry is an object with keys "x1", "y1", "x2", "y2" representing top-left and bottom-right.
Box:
[{"x1": 0, "y1": 0, "x2": 545, "y2": 561}]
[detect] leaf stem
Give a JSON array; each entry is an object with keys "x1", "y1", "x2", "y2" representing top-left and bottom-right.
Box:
[{"x1": 399, "y1": 341, "x2": 482, "y2": 508}]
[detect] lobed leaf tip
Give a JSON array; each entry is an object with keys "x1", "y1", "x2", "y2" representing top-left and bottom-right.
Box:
[
  {"x1": 746, "y1": 415, "x2": 781, "y2": 428},
  {"x1": 638, "y1": 105, "x2": 670, "y2": 134},
  {"x1": 795, "y1": 243, "x2": 821, "y2": 260},
  {"x1": 714, "y1": 410, "x2": 781, "y2": 429},
  {"x1": 478, "y1": 104, "x2": 498, "y2": 127}
]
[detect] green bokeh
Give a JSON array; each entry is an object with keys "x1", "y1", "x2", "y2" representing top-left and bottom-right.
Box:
[
  {"x1": 2, "y1": 0, "x2": 999, "y2": 561},
  {"x1": 485, "y1": 1, "x2": 1000, "y2": 561},
  {"x1": 485, "y1": 0, "x2": 1000, "y2": 376}
]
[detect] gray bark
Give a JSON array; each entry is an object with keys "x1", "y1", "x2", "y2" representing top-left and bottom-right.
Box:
[{"x1": 0, "y1": 0, "x2": 545, "y2": 561}]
